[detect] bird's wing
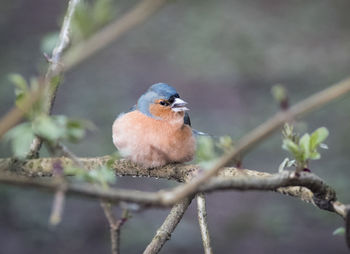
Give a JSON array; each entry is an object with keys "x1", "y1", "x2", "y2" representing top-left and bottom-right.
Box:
[{"x1": 128, "y1": 104, "x2": 137, "y2": 112}]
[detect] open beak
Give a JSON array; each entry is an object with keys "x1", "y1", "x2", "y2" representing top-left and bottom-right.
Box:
[{"x1": 171, "y1": 98, "x2": 189, "y2": 112}]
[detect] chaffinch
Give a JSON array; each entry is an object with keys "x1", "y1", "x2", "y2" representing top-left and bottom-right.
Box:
[{"x1": 112, "y1": 83, "x2": 196, "y2": 168}]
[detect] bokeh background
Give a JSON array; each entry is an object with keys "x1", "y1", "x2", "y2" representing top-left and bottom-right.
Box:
[{"x1": 1, "y1": 0, "x2": 350, "y2": 253}]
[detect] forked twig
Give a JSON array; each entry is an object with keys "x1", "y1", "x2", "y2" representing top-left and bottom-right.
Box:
[{"x1": 101, "y1": 201, "x2": 129, "y2": 254}]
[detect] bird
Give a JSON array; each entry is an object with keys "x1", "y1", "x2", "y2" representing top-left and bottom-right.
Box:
[{"x1": 112, "y1": 83, "x2": 196, "y2": 168}]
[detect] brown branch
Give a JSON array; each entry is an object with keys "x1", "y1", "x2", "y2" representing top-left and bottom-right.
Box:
[
  {"x1": 62, "y1": 0, "x2": 167, "y2": 71},
  {"x1": 161, "y1": 77, "x2": 350, "y2": 206},
  {"x1": 143, "y1": 197, "x2": 192, "y2": 254},
  {"x1": 0, "y1": 164, "x2": 346, "y2": 219},
  {"x1": 197, "y1": 193, "x2": 213, "y2": 254},
  {"x1": 0, "y1": 173, "x2": 163, "y2": 204},
  {"x1": 27, "y1": 0, "x2": 82, "y2": 159}
]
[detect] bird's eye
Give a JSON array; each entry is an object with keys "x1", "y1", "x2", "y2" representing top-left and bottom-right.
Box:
[{"x1": 159, "y1": 100, "x2": 169, "y2": 106}]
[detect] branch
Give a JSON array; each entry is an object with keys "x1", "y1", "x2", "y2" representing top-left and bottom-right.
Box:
[
  {"x1": 0, "y1": 163, "x2": 346, "y2": 219},
  {"x1": 62, "y1": 0, "x2": 167, "y2": 71},
  {"x1": 49, "y1": 185, "x2": 67, "y2": 225},
  {"x1": 46, "y1": 142, "x2": 81, "y2": 226},
  {"x1": 161, "y1": 77, "x2": 350, "y2": 205},
  {"x1": 197, "y1": 193, "x2": 213, "y2": 254},
  {"x1": 143, "y1": 197, "x2": 192, "y2": 254},
  {"x1": 101, "y1": 201, "x2": 128, "y2": 254},
  {"x1": 27, "y1": 0, "x2": 82, "y2": 158}
]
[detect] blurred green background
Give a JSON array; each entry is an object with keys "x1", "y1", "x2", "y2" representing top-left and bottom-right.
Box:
[{"x1": 1, "y1": 0, "x2": 350, "y2": 253}]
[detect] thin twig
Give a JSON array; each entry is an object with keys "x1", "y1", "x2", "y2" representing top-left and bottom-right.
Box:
[
  {"x1": 197, "y1": 193, "x2": 213, "y2": 254},
  {"x1": 49, "y1": 187, "x2": 67, "y2": 226},
  {"x1": 161, "y1": 77, "x2": 350, "y2": 205},
  {"x1": 101, "y1": 201, "x2": 128, "y2": 254},
  {"x1": 27, "y1": 0, "x2": 82, "y2": 159},
  {"x1": 62, "y1": 0, "x2": 167, "y2": 71},
  {"x1": 47, "y1": 148, "x2": 69, "y2": 226},
  {"x1": 143, "y1": 197, "x2": 192, "y2": 254},
  {"x1": 45, "y1": 0, "x2": 80, "y2": 113}
]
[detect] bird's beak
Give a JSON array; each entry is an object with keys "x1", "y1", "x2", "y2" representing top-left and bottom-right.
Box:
[{"x1": 171, "y1": 98, "x2": 189, "y2": 112}]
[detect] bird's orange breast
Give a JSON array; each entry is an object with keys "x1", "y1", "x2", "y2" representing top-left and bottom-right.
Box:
[{"x1": 112, "y1": 110, "x2": 195, "y2": 168}]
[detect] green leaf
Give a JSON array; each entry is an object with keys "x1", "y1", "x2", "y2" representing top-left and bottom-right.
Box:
[
  {"x1": 8, "y1": 73, "x2": 28, "y2": 92},
  {"x1": 333, "y1": 227, "x2": 345, "y2": 236},
  {"x1": 282, "y1": 123, "x2": 294, "y2": 139},
  {"x1": 65, "y1": 165, "x2": 116, "y2": 188},
  {"x1": 271, "y1": 85, "x2": 287, "y2": 103},
  {"x1": 88, "y1": 166, "x2": 116, "y2": 188},
  {"x1": 66, "y1": 118, "x2": 94, "y2": 142},
  {"x1": 309, "y1": 151, "x2": 321, "y2": 160},
  {"x1": 32, "y1": 115, "x2": 93, "y2": 143},
  {"x1": 32, "y1": 115, "x2": 65, "y2": 142},
  {"x1": 282, "y1": 139, "x2": 299, "y2": 158},
  {"x1": 281, "y1": 125, "x2": 330, "y2": 169},
  {"x1": 195, "y1": 136, "x2": 217, "y2": 162},
  {"x1": 199, "y1": 159, "x2": 219, "y2": 170},
  {"x1": 92, "y1": 0, "x2": 114, "y2": 27},
  {"x1": 216, "y1": 135, "x2": 234, "y2": 153},
  {"x1": 40, "y1": 32, "x2": 59, "y2": 53},
  {"x1": 65, "y1": 119, "x2": 85, "y2": 142},
  {"x1": 71, "y1": 0, "x2": 115, "y2": 43},
  {"x1": 8, "y1": 73, "x2": 29, "y2": 109},
  {"x1": 299, "y1": 133, "x2": 311, "y2": 160},
  {"x1": 310, "y1": 127, "x2": 329, "y2": 150},
  {"x1": 4, "y1": 123, "x2": 35, "y2": 159}
]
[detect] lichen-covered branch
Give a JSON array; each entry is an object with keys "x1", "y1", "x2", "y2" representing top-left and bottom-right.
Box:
[
  {"x1": 0, "y1": 158, "x2": 346, "y2": 219},
  {"x1": 143, "y1": 197, "x2": 192, "y2": 254}
]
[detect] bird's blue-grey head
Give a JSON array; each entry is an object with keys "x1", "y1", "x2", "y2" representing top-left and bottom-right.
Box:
[{"x1": 137, "y1": 83, "x2": 189, "y2": 118}]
